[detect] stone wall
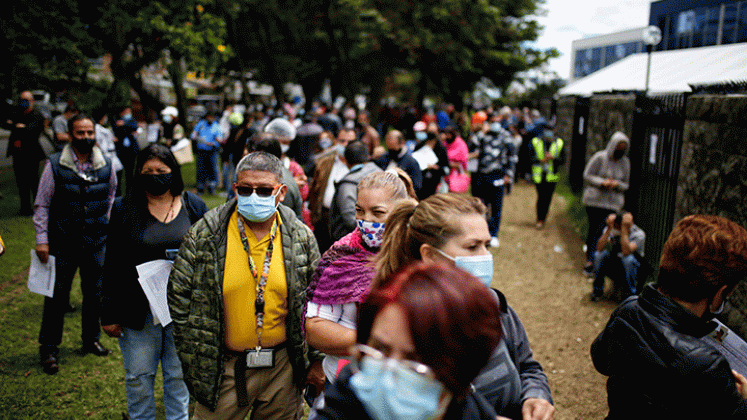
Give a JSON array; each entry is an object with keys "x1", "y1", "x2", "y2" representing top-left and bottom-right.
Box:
[
  {"x1": 674, "y1": 94, "x2": 747, "y2": 338},
  {"x1": 585, "y1": 95, "x2": 637, "y2": 163}
]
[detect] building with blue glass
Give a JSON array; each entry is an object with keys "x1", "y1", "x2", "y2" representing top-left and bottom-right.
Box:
[
  {"x1": 650, "y1": 0, "x2": 747, "y2": 50},
  {"x1": 570, "y1": 0, "x2": 747, "y2": 80}
]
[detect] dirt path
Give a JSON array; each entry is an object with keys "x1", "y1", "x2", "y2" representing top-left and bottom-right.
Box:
[{"x1": 489, "y1": 181, "x2": 618, "y2": 420}]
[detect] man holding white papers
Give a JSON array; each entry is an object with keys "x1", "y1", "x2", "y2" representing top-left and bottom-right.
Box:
[
  {"x1": 101, "y1": 144, "x2": 207, "y2": 420},
  {"x1": 33, "y1": 114, "x2": 117, "y2": 374}
]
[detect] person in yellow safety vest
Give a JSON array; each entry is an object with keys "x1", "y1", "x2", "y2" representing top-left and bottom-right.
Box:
[{"x1": 531, "y1": 127, "x2": 565, "y2": 229}]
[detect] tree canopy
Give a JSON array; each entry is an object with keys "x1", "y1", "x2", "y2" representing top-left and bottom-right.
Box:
[{"x1": 2, "y1": 0, "x2": 557, "y2": 116}]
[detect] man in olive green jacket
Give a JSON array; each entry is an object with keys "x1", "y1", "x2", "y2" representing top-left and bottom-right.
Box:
[{"x1": 168, "y1": 152, "x2": 323, "y2": 417}]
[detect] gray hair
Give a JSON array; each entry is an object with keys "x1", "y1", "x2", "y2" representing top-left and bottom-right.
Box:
[{"x1": 236, "y1": 152, "x2": 284, "y2": 183}]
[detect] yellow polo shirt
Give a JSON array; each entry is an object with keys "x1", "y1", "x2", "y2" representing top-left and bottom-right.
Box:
[{"x1": 223, "y1": 210, "x2": 287, "y2": 351}]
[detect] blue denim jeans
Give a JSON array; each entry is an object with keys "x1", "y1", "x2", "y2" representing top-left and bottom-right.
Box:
[
  {"x1": 592, "y1": 250, "x2": 640, "y2": 299},
  {"x1": 119, "y1": 313, "x2": 189, "y2": 420},
  {"x1": 195, "y1": 149, "x2": 218, "y2": 193}
]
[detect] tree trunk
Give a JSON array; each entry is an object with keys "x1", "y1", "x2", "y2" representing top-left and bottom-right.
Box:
[{"x1": 168, "y1": 50, "x2": 188, "y2": 129}]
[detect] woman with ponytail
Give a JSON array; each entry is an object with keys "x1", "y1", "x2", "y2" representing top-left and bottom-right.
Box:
[{"x1": 373, "y1": 193, "x2": 556, "y2": 420}]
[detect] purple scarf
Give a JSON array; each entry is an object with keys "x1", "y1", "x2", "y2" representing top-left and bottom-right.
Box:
[{"x1": 305, "y1": 230, "x2": 376, "y2": 306}]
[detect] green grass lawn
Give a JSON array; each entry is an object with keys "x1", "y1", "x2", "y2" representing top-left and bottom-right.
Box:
[{"x1": 0, "y1": 161, "x2": 233, "y2": 419}]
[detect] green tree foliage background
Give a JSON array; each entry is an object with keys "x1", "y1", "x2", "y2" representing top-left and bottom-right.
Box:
[{"x1": 2, "y1": 0, "x2": 558, "y2": 117}]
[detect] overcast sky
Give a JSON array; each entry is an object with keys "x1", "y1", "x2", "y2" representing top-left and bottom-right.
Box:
[{"x1": 532, "y1": 0, "x2": 653, "y2": 79}]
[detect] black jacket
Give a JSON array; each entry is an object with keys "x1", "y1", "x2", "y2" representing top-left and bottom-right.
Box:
[
  {"x1": 318, "y1": 364, "x2": 498, "y2": 420},
  {"x1": 591, "y1": 284, "x2": 747, "y2": 419},
  {"x1": 374, "y1": 149, "x2": 423, "y2": 192},
  {"x1": 101, "y1": 191, "x2": 208, "y2": 329}
]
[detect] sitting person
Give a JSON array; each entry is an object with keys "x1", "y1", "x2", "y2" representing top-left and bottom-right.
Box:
[
  {"x1": 590, "y1": 212, "x2": 646, "y2": 302},
  {"x1": 317, "y1": 262, "x2": 503, "y2": 420},
  {"x1": 591, "y1": 215, "x2": 747, "y2": 419}
]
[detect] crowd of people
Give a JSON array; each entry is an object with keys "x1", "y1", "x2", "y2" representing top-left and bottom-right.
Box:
[{"x1": 5, "y1": 90, "x2": 747, "y2": 419}]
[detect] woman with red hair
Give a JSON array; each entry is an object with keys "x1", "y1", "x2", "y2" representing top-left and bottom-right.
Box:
[{"x1": 318, "y1": 262, "x2": 503, "y2": 419}]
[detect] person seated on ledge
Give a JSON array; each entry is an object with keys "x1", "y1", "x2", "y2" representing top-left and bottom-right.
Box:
[{"x1": 590, "y1": 212, "x2": 645, "y2": 302}]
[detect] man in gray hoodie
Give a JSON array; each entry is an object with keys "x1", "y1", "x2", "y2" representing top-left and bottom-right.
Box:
[{"x1": 581, "y1": 131, "x2": 631, "y2": 276}]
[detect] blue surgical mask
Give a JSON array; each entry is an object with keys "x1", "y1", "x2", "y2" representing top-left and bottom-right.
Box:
[
  {"x1": 436, "y1": 248, "x2": 494, "y2": 288},
  {"x1": 236, "y1": 189, "x2": 280, "y2": 222},
  {"x1": 349, "y1": 356, "x2": 449, "y2": 420},
  {"x1": 357, "y1": 220, "x2": 385, "y2": 248},
  {"x1": 335, "y1": 144, "x2": 346, "y2": 156},
  {"x1": 163, "y1": 114, "x2": 173, "y2": 124},
  {"x1": 490, "y1": 122, "x2": 502, "y2": 133},
  {"x1": 415, "y1": 131, "x2": 427, "y2": 141}
]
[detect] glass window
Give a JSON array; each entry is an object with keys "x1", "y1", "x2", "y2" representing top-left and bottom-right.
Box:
[
  {"x1": 722, "y1": 2, "x2": 738, "y2": 44},
  {"x1": 738, "y1": 1, "x2": 747, "y2": 42},
  {"x1": 677, "y1": 10, "x2": 696, "y2": 34},
  {"x1": 702, "y1": 7, "x2": 721, "y2": 46}
]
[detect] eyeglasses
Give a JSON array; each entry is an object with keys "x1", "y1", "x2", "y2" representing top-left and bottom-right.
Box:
[
  {"x1": 353, "y1": 344, "x2": 438, "y2": 381},
  {"x1": 235, "y1": 185, "x2": 280, "y2": 197}
]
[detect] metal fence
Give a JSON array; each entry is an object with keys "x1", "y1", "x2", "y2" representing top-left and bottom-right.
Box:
[{"x1": 627, "y1": 93, "x2": 689, "y2": 278}]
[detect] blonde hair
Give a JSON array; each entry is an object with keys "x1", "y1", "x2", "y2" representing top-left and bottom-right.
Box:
[
  {"x1": 373, "y1": 193, "x2": 487, "y2": 288},
  {"x1": 358, "y1": 168, "x2": 417, "y2": 201}
]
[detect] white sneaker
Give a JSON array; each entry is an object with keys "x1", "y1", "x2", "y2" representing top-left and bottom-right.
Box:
[{"x1": 490, "y1": 237, "x2": 500, "y2": 248}]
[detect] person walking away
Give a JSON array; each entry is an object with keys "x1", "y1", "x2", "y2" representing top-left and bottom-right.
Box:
[
  {"x1": 581, "y1": 131, "x2": 631, "y2": 276},
  {"x1": 304, "y1": 171, "x2": 414, "y2": 419},
  {"x1": 3, "y1": 90, "x2": 46, "y2": 215},
  {"x1": 473, "y1": 119, "x2": 517, "y2": 248},
  {"x1": 530, "y1": 127, "x2": 565, "y2": 229},
  {"x1": 34, "y1": 114, "x2": 117, "y2": 374},
  {"x1": 590, "y1": 212, "x2": 646, "y2": 302},
  {"x1": 167, "y1": 152, "x2": 324, "y2": 419},
  {"x1": 591, "y1": 215, "x2": 747, "y2": 419},
  {"x1": 190, "y1": 112, "x2": 223, "y2": 194},
  {"x1": 101, "y1": 144, "x2": 208, "y2": 420}
]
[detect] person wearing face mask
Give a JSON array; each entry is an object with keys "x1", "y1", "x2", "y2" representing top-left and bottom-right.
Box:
[
  {"x1": 159, "y1": 106, "x2": 185, "y2": 148},
  {"x1": 304, "y1": 170, "x2": 416, "y2": 419},
  {"x1": 167, "y1": 151, "x2": 324, "y2": 419},
  {"x1": 472, "y1": 115, "x2": 518, "y2": 248},
  {"x1": 318, "y1": 262, "x2": 503, "y2": 420},
  {"x1": 589, "y1": 212, "x2": 646, "y2": 302},
  {"x1": 308, "y1": 128, "x2": 356, "y2": 254},
  {"x1": 114, "y1": 106, "x2": 141, "y2": 190},
  {"x1": 373, "y1": 194, "x2": 555, "y2": 420},
  {"x1": 101, "y1": 144, "x2": 207, "y2": 420},
  {"x1": 2, "y1": 90, "x2": 47, "y2": 215},
  {"x1": 94, "y1": 109, "x2": 124, "y2": 196},
  {"x1": 591, "y1": 215, "x2": 747, "y2": 419},
  {"x1": 442, "y1": 125, "x2": 470, "y2": 194},
  {"x1": 374, "y1": 130, "x2": 423, "y2": 193},
  {"x1": 411, "y1": 122, "x2": 449, "y2": 200},
  {"x1": 33, "y1": 114, "x2": 119, "y2": 374},
  {"x1": 329, "y1": 140, "x2": 382, "y2": 243},
  {"x1": 581, "y1": 131, "x2": 631, "y2": 277}
]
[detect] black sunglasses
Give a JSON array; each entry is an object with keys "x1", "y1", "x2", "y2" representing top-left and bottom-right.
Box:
[{"x1": 235, "y1": 185, "x2": 279, "y2": 197}]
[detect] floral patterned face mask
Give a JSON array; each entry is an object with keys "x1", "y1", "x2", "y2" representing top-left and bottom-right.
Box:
[{"x1": 357, "y1": 220, "x2": 385, "y2": 248}]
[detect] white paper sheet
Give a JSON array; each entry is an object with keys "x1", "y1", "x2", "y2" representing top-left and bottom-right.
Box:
[
  {"x1": 28, "y1": 250, "x2": 56, "y2": 297},
  {"x1": 136, "y1": 260, "x2": 174, "y2": 327}
]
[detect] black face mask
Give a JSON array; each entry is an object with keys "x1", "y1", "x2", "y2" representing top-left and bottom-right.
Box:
[
  {"x1": 72, "y1": 137, "x2": 96, "y2": 154},
  {"x1": 142, "y1": 173, "x2": 173, "y2": 196},
  {"x1": 613, "y1": 150, "x2": 625, "y2": 160}
]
